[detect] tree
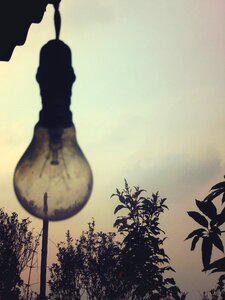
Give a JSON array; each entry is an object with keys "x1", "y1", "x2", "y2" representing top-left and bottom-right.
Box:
[
  {"x1": 49, "y1": 221, "x2": 122, "y2": 300},
  {"x1": 111, "y1": 180, "x2": 181, "y2": 299},
  {"x1": 0, "y1": 209, "x2": 37, "y2": 300},
  {"x1": 186, "y1": 176, "x2": 225, "y2": 299},
  {"x1": 49, "y1": 180, "x2": 184, "y2": 300},
  {"x1": 49, "y1": 231, "x2": 83, "y2": 300},
  {"x1": 75, "y1": 220, "x2": 122, "y2": 299}
]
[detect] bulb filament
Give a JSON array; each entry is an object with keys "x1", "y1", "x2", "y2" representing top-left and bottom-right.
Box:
[{"x1": 39, "y1": 128, "x2": 70, "y2": 179}]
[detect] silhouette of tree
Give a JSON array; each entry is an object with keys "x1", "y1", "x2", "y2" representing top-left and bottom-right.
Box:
[
  {"x1": 49, "y1": 180, "x2": 184, "y2": 300},
  {"x1": 75, "y1": 220, "x2": 123, "y2": 299},
  {"x1": 49, "y1": 230, "x2": 82, "y2": 300},
  {"x1": 49, "y1": 221, "x2": 122, "y2": 300},
  {"x1": 0, "y1": 209, "x2": 37, "y2": 300},
  {"x1": 186, "y1": 176, "x2": 225, "y2": 299},
  {"x1": 111, "y1": 180, "x2": 181, "y2": 300}
]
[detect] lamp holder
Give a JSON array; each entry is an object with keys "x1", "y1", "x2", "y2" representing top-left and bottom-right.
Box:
[
  {"x1": 36, "y1": 0, "x2": 76, "y2": 128},
  {"x1": 36, "y1": 40, "x2": 76, "y2": 128}
]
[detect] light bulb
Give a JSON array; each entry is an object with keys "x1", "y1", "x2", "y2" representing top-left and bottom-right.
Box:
[
  {"x1": 13, "y1": 40, "x2": 93, "y2": 221},
  {"x1": 14, "y1": 124, "x2": 93, "y2": 221}
]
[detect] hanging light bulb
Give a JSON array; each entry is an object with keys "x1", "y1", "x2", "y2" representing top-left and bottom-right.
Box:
[{"x1": 14, "y1": 25, "x2": 93, "y2": 221}]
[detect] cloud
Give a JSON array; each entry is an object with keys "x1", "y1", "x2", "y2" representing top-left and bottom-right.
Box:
[{"x1": 123, "y1": 149, "x2": 222, "y2": 201}]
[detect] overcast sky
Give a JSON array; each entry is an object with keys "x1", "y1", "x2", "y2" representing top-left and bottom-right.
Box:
[{"x1": 0, "y1": 1, "x2": 225, "y2": 298}]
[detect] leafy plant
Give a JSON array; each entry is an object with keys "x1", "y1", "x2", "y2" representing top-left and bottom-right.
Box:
[
  {"x1": 49, "y1": 230, "x2": 83, "y2": 300},
  {"x1": 199, "y1": 275, "x2": 225, "y2": 300},
  {"x1": 49, "y1": 180, "x2": 185, "y2": 300},
  {"x1": 0, "y1": 209, "x2": 37, "y2": 300},
  {"x1": 49, "y1": 221, "x2": 122, "y2": 300},
  {"x1": 75, "y1": 220, "x2": 122, "y2": 299},
  {"x1": 111, "y1": 180, "x2": 183, "y2": 299},
  {"x1": 186, "y1": 177, "x2": 225, "y2": 272}
]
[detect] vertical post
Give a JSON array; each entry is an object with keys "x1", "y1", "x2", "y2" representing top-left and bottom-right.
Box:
[{"x1": 40, "y1": 192, "x2": 49, "y2": 300}]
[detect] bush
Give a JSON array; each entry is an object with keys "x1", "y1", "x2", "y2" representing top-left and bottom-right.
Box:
[{"x1": 0, "y1": 209, "x2": 36, "y2": 299}]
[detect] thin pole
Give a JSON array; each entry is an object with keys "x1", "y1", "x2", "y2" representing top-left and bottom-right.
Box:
[
  {"x1": 40, "y1": 192, "x2": 49, "y2": 300},
  {"x1": 26, "y1": 231, "x2": 41, "y2": 300}
]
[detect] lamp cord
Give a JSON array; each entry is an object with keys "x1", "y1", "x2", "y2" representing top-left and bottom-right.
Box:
[{"x1": 53, "y1": 0, "x2": 61, "y2": 40}]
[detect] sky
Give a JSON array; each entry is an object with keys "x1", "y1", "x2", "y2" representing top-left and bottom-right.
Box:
[{"x1": 0, "y1": 0, "x2": 225, "y2": 299}]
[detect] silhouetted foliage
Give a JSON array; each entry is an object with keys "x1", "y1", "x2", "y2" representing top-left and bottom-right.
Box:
[
  {"x1": 111, "y1": 180, "x2": 182, "y2": 299},
  {"x1": 186, "y1": 177, "x2": 225, "y2": 272},
  {"x1": 199, "y1": 275, "x2": 225, "y2": 300},
  {"x1": 0, "y1": 209, "x2": 37, "y2": 300},
  {"x1": 49, "y1": 230, "x2": 82, "y2": 300},
  {"x1": 75, "y1": 221, "x2": 122, "y2": 299},
  {"x1": 186, "y1": 176, "x2": 225, "y2": 299},
  {"x1": 49, "y1": 220, "x2": 122, "y2": 300},
  {"x1": 49, "y1": 180, "x2": 185, "y2": 300}
]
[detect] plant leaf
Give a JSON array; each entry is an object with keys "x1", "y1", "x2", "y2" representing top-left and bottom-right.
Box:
[
  {"x1": 214, "y1": 208, "x2": 225, "y2": 227},
  {"x1": 114, "y1": 205, "x2": 126, "y2": 215},
  {"x1": 185, "y1": 228, "x2": 205, "y2": 240},
  {"x1": 191, "y1": 235, "x2": 200, "y2": 251},
  {"x1": 164, "y1": 278, "x2": 176, "y2": 285},
  {"x1": 222, "y1": 193, "x2": 225, "y2": 204},
  {"x1": 168, "y1": 286, "x2": 181, "y2": 295},
  {"x1": 203, "y1": 257, "x2": 225, "y2": 273},
  {"x1": 210, "y1": 226, "x2": 221, "y2": 235},
  {"x1": 203, "y1": 189, "x2": 224, "y2": 202},
  {"x1": 211, "y1": 181, "x2": 225, "y2": 190},
  {"x1": 220, "y1": 206, "x2": 225, "y2": 220},
  {"x1": 187, "y1": 211, "x2": 208, "y2": 228},
  {"x1": 210, "y1": 234, "x2": 224, "y2": 253},
  {"x1": 195, "y1": 200, "x2": 217, "y2": 220},
  {"x1": 132, "y1": 189, "x2": 146, "y2": 198},
  {"x1": 202, "y1": 237, "x2": 213, "y2": 270},
  {"x1": 113, "y1": 218, "x2": 127, "y2": 228}
]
